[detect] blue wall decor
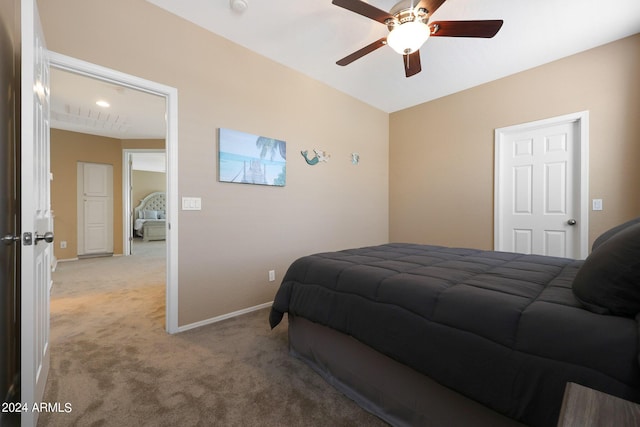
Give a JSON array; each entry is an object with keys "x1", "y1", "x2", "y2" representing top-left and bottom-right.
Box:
[
  {"x1": 301, "y1": 149, "x2": 330, "y2": 165},
  {"x1": 219, "y1": 128, "x2": 286, "y2": 186}
]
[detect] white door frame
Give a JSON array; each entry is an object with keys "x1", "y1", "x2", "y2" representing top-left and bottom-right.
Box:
[
  {"x1": 46, "y1": 51, "x2": 179, "y2": 333},
  {"x1": 123, "y1": 148, "x2": 165, "y2": 256},
  {"x1": 494, "y1": 111, "x2": 589, "y2": 259}
]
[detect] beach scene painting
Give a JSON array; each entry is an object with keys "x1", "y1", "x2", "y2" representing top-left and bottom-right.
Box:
[{"x1": 218, "y1": 128, "x2": 286, "y2": 187}]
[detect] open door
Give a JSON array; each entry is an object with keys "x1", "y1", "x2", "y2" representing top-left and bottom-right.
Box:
[{"x1": 20, "y1": 1, "x2": 52, "y2": 425}]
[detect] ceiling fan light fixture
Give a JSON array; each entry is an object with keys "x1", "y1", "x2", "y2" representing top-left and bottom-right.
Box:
[{"x1": 386, "y1": 21, "x2": 430, "y2": 55}]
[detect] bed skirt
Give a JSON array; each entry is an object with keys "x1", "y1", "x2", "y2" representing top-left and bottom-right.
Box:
[{"x1": 288, "y1": 315, "x2": 524, "y2": 427}]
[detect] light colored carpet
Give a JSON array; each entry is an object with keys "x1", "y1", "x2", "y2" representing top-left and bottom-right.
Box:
[{"x1": 38, "y1": 240, "x2": 386, "y2": 426}]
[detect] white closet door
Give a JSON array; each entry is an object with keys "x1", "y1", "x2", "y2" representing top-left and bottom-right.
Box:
[
  {"x1": 495, "y1": 112, "x2": 589, "y2": 259},
  {"x1": 78, "y1": 162, "x2": 113, "y2": 255}
]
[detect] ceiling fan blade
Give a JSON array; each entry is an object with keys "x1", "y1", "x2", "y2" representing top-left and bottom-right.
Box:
[
  {"x1": 337, "y1": 37, "x2": 387, "y2": 66},
  {"x1": 429, "y1": 20, "x2": 504, "y2": 38},
  {"x1": 332, "y1": 0, "x2": 394, "y2": 24},
  {"x1": 416, "y1": 0, "x2": 447, "y2": 16},
  {"x1": 403, "y1": 51, "x2": 422, "y2": 77}
]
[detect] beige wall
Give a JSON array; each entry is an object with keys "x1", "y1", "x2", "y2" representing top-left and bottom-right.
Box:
[
  {"x1": 50, "y1": 129, "x2": 165, "y2": 260},
  {"x1": 51, "y1": 130, "x2": 123, "y2": 259},
  {"x1": 39, "y1": 0, "x2": 390, "y2": 326},
  {"x1": 390, "y1": 34, "x2": 640, "y2": 250}
]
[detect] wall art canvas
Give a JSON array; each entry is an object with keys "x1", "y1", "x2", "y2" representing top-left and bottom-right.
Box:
[{"x1": 218, "y1": 128, "x2": 286, "y2": 187}]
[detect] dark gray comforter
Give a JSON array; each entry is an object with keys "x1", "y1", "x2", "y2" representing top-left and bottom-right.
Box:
[{"x1": 270, "y1": 243, "x2": 640, "y2": 426}]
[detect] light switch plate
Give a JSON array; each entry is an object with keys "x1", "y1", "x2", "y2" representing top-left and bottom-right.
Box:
[
  {"x1": 182, "y1": 197, "x2": 202, "y2": 211},
  {"x1": 592, "y1": 199, "x2": 603, "y2": 211}
]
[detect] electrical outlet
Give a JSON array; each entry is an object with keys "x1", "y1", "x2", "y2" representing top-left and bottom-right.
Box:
[
  {"x1": 268, "y1": 270, "x2": 276, "y2": 282},
  {"x1": 60, "y1": 241, "x2": 67, "y2": 249}
]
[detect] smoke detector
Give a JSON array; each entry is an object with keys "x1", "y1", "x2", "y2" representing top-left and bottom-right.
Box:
[{"x1": 230, "y1": 0, "x2": 248, "y2": 14}]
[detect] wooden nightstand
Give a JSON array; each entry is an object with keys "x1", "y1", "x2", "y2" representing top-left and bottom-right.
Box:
[{"x1": 557, "y1": 382, "x2": 640, "y2": 426}]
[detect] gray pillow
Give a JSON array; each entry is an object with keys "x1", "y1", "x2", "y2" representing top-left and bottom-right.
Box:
[
  {"x1": 143, "y1": 210, "x2": 159, "y2": 220},
  {"x1": 592, "y1": 216, "x2": 640, "y2": 251},
  {"x1": 573, "y1": 222, "x2": 640, "y2": 317}
]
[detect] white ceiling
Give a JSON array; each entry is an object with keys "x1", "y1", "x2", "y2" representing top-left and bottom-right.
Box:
[
  {"x1": 50, "y1": 0, "x2": 640, "y2": 138},
  {"x1": 146, "y1": 0, "x2": 640, "y2": 113},
  {"x1": 50, "y1": 67, "x2": 167, "y2": 139}
]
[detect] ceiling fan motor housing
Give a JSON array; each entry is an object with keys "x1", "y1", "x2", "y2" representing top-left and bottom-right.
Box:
[{"x1": 385, "y1": 7, "x2": 428, "y2": 30}]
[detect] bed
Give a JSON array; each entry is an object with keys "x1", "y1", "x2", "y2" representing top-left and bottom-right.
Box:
[
  {"x1": 270, "y1": 217, "x2": 640, "y2": 426},
  {"x1": 133, "y1": 191, "x2": 166, "y2": 241}
]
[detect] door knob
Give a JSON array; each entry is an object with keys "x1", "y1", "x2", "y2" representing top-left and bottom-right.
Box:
[
  {"x1": 567, "y1": 219, "x2": 577, "y2": 226},
  {"x1": 1, "y1": 234, "x2": 20, "y2": 246},
  {"x1": 35, "y1": 231, "x2": 54, "y2": 244}
]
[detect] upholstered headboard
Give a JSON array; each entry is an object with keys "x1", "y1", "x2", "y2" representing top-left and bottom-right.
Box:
[{"x1": 134, "y1": 191, "x2": 166, "y2": 220}]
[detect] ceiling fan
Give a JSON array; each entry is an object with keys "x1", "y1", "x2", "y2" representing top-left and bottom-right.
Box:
[{"x1": 333, "y1": 0, "x2": 503, "y2": 77}]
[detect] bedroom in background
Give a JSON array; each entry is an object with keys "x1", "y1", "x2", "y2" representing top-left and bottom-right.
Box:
[
  {"x1": 126, "y1": 150, "x2": 167, "y2": 254},
  {"x1": 47, "y1": 47, "x2": 179, "y2": 331},
  {"x1": 48, "y1": 63, "x2": 170, "y2": 307}
]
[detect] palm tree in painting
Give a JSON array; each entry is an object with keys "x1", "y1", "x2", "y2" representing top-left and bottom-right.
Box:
[{"x1": 256, "y1": 136, "x2": 286, "y2": 161}]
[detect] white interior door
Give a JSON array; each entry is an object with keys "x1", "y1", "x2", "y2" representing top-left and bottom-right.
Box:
[
  {"x1": 78, "y1": 162, "x2": 113, "y2": 255},
  {"x1": 495, "y1": 112, "x2": 589, "y2": 259},
  {"x1": 20, "y1": 1, "x2": 51, "y2": 425}
]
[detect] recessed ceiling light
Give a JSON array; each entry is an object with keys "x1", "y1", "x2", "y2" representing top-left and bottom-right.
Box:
[{"x1": 96, "y1": 100, "x2": 110, "y2": 108}]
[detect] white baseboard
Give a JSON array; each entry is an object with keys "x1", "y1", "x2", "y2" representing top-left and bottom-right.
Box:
[
  {"x1": 56, "y1": 257, "x2": 79, "y2": 263},
  {"x1": 176, "y1": 301, "x2": 273, "y2": 333},
  {"x1": 57, "y1": 254, "x2": 121, "y2": 262}
]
